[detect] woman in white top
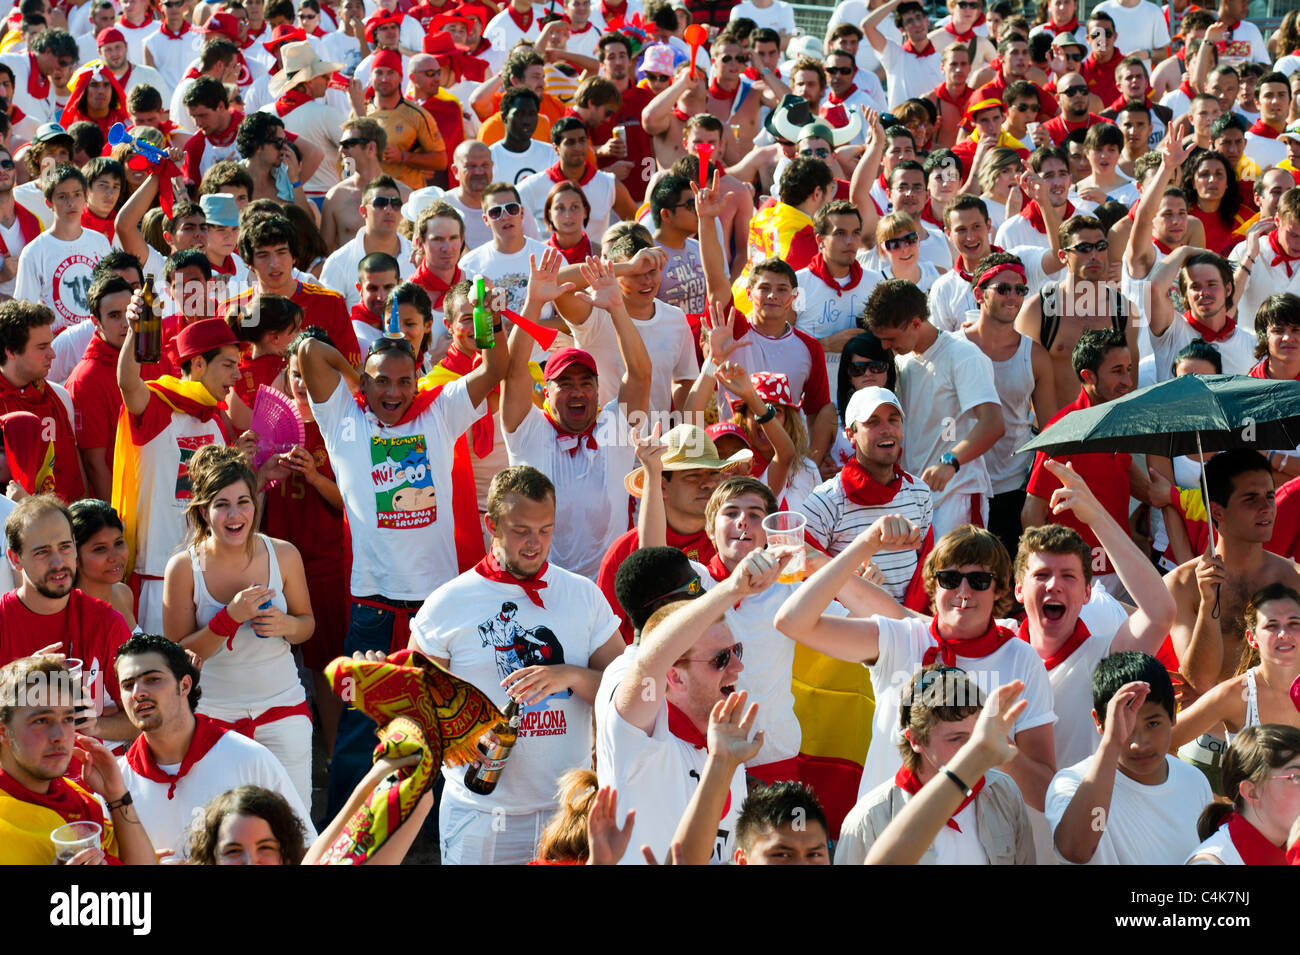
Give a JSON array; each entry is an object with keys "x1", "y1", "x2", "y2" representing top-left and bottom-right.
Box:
[
  {"x1": 162, "y1": 444, "x2": 316, "y2": 802},
  {"x1": 859, "y1": 211, "x2": 941, "y2": 294},
  {"x1": 977, "y1": 147, "x2": 1025, "y2": 234},
  {"x1": 1172, "y1": 583, "x2": 1300, "y2": 756},
  {"x1": 1187, "y1": 724, "x2": 1300, "y2": 865}
]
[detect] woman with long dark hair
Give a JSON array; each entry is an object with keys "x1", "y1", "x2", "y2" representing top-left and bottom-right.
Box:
[{"x1": 1182, "y1": 149, "x2": 1248, "y2": 255}]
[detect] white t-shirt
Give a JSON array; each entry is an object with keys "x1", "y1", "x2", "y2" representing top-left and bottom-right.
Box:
[
  {"x1": 264, "y1": 99, "x2": 349, "y2": 195},
  {"x1": 730, "y1": 0, "x2": 796, "y2": 35},
  {"x1": 310, "y1": 374, "x2": 481, "y2": 600},
  {"x1": 1237, "y1": 254, "x2": 1300, "y2": 335},
  {"x1": 118, "y1": 726, "x2": 317, "y2": 860},
  {"x1": 517, "y1": 168, "x2": 617, "y2": 244},
  {"x1": 1185, "y1": 823, "x2": 1246, "y2": 865},
  {"x1": 411, "y1": 561, "x2": 619, "y2": 814},
  {"x1": 322, "y1": 30, "x2": 365, "y2": 78},
  {"x1": 318, "y1": 233, "x2": 415, "y2": 310},
  {"x1": 459, "y1": 237, "x2": 551, "y2": 317},
  {"x1": 0, "y1": 53, "x2": 58, "y2": 140},
  {"x1": 504, "y1": 400, "x2": 637, "y2": 580},
  {"x1": 50, "y1": 320, "x2": 96, "y2": 385},
  {"x1": 928, "y1": 244, "x2": 1048, "y2": 333},
  {"x1": 860, "y1": 613, "x2": 1057, "y2": 797},
  {"x1": 489, "y1": 139, "x2": 558, "y2": 187},
  {"x1": 995, "y1": 201, "x2": 1100, "y2": 250},
  {"x1": 482, "y1": 5, "x2": 544, "y2": 57},
  {"x1": 951, "y1": 328, "x2": 1037, "y2": 494},
  {"x1": 15, "y1": 230, "x2": 113, "y2": 336},
  {"x1": 878, "y1": 40, "x2": 944, "y2": 109},
  {"x1": 1150, "y1": 315, "x2": 1257, "y2": 382},
  {"x1": 142, "y1": 24, "x2": 204, "y2": 91},
  {"x1": 1091, "y1": 1, "x2": 1171, "y2": 55},
  {"x1": 565, "y1": 299, "x2": 698, "y2": 416},
  {"x1": 794, "y1": 265, "x2": 878, "y2": 384},
  {"x1": 1045, "y1": 754, "x2": 1212, "y2": 865},
  {"x1": 1243, "y1": 132, "x2": 1287, "y2": 174}
]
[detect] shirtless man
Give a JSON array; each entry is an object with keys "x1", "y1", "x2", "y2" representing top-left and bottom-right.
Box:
[
  {"x1": 644, "y1": 64, "x2": 710, "y2": 172},
  {"x1": 320, "y1": 117, "x2": 409, "y2": 252},
  {"x1": 1015, "y1": 214, "x2": 1140, "y2": 419},
  {"x1": 703, "y1": 36, "x2": 763, "y2": 159}
]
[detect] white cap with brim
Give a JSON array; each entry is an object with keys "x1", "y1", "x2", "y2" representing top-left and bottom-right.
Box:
[{"x1": 844, "y1": 386, "x2": 904, "y2": 428}]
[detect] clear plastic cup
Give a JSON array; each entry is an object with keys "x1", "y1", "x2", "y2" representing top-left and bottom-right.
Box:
[
  {"x1": 762, "y1": 512, "x2": 808, "y2": 583},
  {"x1": 50, "y1": 821, "x2": 101, "y2": 864}
]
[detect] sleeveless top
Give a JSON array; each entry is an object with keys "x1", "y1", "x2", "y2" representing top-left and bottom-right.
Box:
[
  {"x1": 189, "y1": 534, "x2": 304, "y2": 713},
  {"x1": 1037, "y1": 281, "x2": 1129, "y2": 351},
  {"x1": 1224, "y1": 669, "x2": 1261, "y2": 747}
]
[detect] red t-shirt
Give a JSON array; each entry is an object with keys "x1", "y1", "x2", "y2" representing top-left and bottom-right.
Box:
[
  {"x1": 596, "y1": 524, "x2": 717, "y2": 644},
  {"x1": 1040, "y1": 112, "x2": 1111, "y2": 146},
  {"x1": 593, "y1": 84, "x2": 654, "y2": 202},
  {"x1": 1081, "y1": 52, "x2": 1123, "y2": 107},
  {"x1": 1189, "y1": 204, "x2": 1249, "y2": 256},
  {"x1": 0, "y1": 589, "x2": 130, "y2": 709},
  {"x1": 225, "y1": 282, "x2": 361, "y2": 368},
  {"x1": 1025, "y1": 388, "x2": 1132, "y2": 575},
  {"x1": 64, "y1": 334, "x2": 123, "y2": 472}
]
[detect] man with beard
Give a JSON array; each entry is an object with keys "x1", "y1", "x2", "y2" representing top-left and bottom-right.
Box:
[
  {"x1": 410, "y1": 203, "x2": 464, "y2": 311},
  {"x1": 1145, "y1": 246, "x2": 1256, "y2": 378},
  {"x1": 1040, "y1": 72, "x2": 1108, "y2": 146},
  {"x1": 590, "y1": 33, "x2": 655, "y2": 203},
  {"x1": 409, "y1": 466, "x2": 623, "y2": 865},
  {"x1": 113, "y1": 633, "x2": 314, "y2": 859}
]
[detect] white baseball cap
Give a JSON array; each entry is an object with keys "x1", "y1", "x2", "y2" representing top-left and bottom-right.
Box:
[{"x1": 844, "y1": 386, "x2": 903, "y2": 427}]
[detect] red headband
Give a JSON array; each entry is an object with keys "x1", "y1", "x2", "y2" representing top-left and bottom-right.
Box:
[{"x1": 975, "y1": 262, "x2": 1026, "y2": 288}]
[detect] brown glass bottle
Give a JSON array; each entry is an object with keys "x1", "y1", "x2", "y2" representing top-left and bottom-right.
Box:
[
  {"x1": 464, "y1": 699, "x2": 521, "y2": 795},
  {"x1": 134, "y1": 276, "x2": 162, "y2": 364}
]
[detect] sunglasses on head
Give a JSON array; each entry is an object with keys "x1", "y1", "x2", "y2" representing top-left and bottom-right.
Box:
[
  {"x1": 486, "y1": 201, "x2": 522, "y2": 219},
  {"x1": 826, "y1": 66, "x2": 854, "y2": 75},
  {"x1": 1058, "y1": 84, "x2": 1088, "y2": 97},
  {"x1": 847, "y1": 358, "x2": 890, "y2": 376},
  {"x1": 719, "y1": 54, "x2": 750, "y2": 64},
  {"x1": 1088, "y1": 28, "x2": 1113, "y2": 39},
  {"x1": 883, "y1": 231, "x2": 919, "y2": 251},
  {"x1": 682, "y1": 642, "x2": 743, "y2": 670},
  {"x1": 370, "y1": 196, "x2": 402, "y2": 209},
  {"x1": 339, "y1": 137, "x2": 369, "y2": 149},
  {"x1": 983, "y1": 281, "x2": 1029, "y2": 296},
  {"x1": 366, "y1": 335, "x2": 415, "y2": 359},
  {"x1": 800, "y1": 146, "x2": 830, "y2": 158},
  {"x1": 934, "y1": 569, "x2": 996, "y2": 591},
  {"x1": 1065, "y1": 239, "x2": 1108, "y2": 254}
]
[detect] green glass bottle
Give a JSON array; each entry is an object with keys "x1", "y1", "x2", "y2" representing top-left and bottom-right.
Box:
[{"x1": 473, "y1": 277, "x2": 495, "y2": 350}]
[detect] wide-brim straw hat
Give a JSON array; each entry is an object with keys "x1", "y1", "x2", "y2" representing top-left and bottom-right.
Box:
[{"x1": 624, "y1": 423, "x2": 753, "y2": 498}]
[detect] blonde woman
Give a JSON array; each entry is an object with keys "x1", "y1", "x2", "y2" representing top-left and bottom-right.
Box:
[{"x1": 976, "y1": 147, "x2": 1024, "y2": 231}]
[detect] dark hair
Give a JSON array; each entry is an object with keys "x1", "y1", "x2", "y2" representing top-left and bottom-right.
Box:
[
  {"x1": 278, "y1": 203, "x2": 328, "y2": 272},
  {"x1": 1256, "y1": 70, "x2": 1290, "y2": 97},
  {"x1": 596, "y1": 32, "x2": 633, "y2": 59},
  {"x1": 114, "y1": 632, "x2": 202, "y2": 712},
  {"x1": 944, "y1": 193, "x2": 990, "y2": 225},
  {"x1": 235, "y1": 110, "x2": 286, "y2": 159},
  {"x1": 1082, "y1": 121, "x2": 1123, "y2": 151},
  {"x1": 747, "y1": 256, "x2": 797, "y2": 288},
  {"x1": 735, "y1": 782, "x2": 829, "y2": 853},
  {"x1": 199, "y1": 37, "x2": 240, "y2": 71},
  {"x1": 87, "y1": 274, "x2": 134, "y2": 323},
  {"x1": 0, "y1": 299, "x2": 53, "y2": 366},
  {"x1": 164, "y1": 248, "x2": 212, "y2": 284},
  {"x1": 971, "y1": 250, "x2": 1023, "y2": 289},
  {"x1": 238, "y1": 213, "x2": 298, "y2": 262},
  {"x1": 893, "y1": 0, "x2": 925, "y2": 27},
  {"x1": 164, "y1": 200, "x2": 204, "y2": 235},
  {"x1": 1085, "y1": 9, "x2": 1115, "y2": 28},
  {"x1": 813, "y1": 199, "x2": 861, "y2": 235},
  {"x1": 285, "y1": 324, "x2": 335, "y2": 361},
  {"x1": 127, "y1": 82, "x2": 162, "y2": 114},
  {"x1": 1199, "y1": 724, "x2": 1300, "y2": 840},
  {"x1": 1210, "y1": 112, "x2": 1250, "y2": 141},
  {"x1": 389, "y1": 281, "x2": 434, "y2": 356},
  {"x1": 889, "y1": 158, "x2": 925, "y2": 189},
  {"x1": 68, "y1": 496, "x2": 124, "y2": 553},
  {"x1": 358, "y1": 252, "x2": 401, "y2": 281},
  {"x1": 1029, "y1": 143, "x2": 1069, "y2": 175},
  {"x1": 864, "y1": 279, "x2": 928, "y2": 331},
  {"x1": 68, "y1": 121, "x2": 106, "y2": 162},
  {"x1": 1184, "y1": 150, "x2": 1240, "y2": 227},
  {"x1": 227, "y1": 294, "x2": 302, "y2": 344},
  {"x1": 649, "y1": 173, "x2": 690, "y2": 227},
  {"x1": 184, "y1": 75, "x2": 229, "y2": 110},
  {"x1": 1093, "y1": 199, "x2": 1129, "y2": 233},
  {"x1": 1254, "y1": 293, "x2": 1300, "y2": 361},
  {"x1": 546, "y1": 179, "x2": 591, "y2": 231},
  {"x1": 778, "y1": 156, "x2": 834, "y2": 207},
  {"x1": 897, "y1": 663, "x2": 985, "y2": 772},
  {"x1": 923, "y1": 148, "x2": 963, "y2": 185},
  {"x1": 500, "y1": 85, "x2": 540, "y2": 117},
  {"x1": 93, "y1": 249, "x2": 144, "y2": 286},
  {"x1": 29, "y1": 27, "x2": 77, "y2": 60},
  {"x1": 1176, "y1": 251, "x2": 1235, "y2": 308},
  {"x1": 199, "y1": 159, "x2": 255, "y2": 199},
  {"x1": 1117, "y1": 99, "x2": 1151, "y2": 121},
  {"x1": 41, "y1": 162, "x2": 86, "y2": 202},
  {"x1": 837, "y1": 332, "x2": 898, "y2": 420},
  {"x1": 1071, "y1": 328, "x2": 1127, "y2": 382},
  {"x1": 362, "y1": 174, "x2": 401, "y2": 204},
  {"x1": 884, "y1": 124, "x2": 916, "y2": 148},
  {"x1": 188, "y1": 785, "x2": 308, "y2": 865},
  {"x1": 1204, "y1": 448, "x2": 1272, "y2": 508},
  {"x1": 1092, "y1": 651, "x2": 1175, "y2": 724},
  {"x1": 1173, "y1": 338, "x2": 1223, "y2": 375},
  {"x1": 752, "y1": 27, "x2": 780, "y2": 46}
]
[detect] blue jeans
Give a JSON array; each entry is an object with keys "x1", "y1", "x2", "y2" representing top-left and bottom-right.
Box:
[{"x1": 324, "y1": 599, "x2": 417, "y2": 819}]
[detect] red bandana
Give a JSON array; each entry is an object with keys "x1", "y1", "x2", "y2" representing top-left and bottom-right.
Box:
[
  {"x1": 352, "y1": 379, "x2": 442, "y2": 426},
  {"x1": 440, "y1": 343, "x2": 495, "y2": 456},
  {"x1": 506, "y1": 4, "x2": 534, "y2": 32},
  {"x1": 1153, "y1": 235, "x2": 1174, "y2": 255},
  {"x1": 275, "y1": 85, "x2": 313, "y2": 118},
  {"x1": 546, "y1": 232, "x2": 592, "y2": 264},
  {"x1": 955, "y1": 243, "x2": 1003, "y2": 283},
  {"x1": 26, "y1": 52, "x2": 48, "y2": 99},
  {"x1": 1249, "y1": 359, "x2": 1269, "y2": 379},
  {"x1": 922, "y1": 615, "x2": 1016, "y2": 666},
  {"x1": 827, "y1": 83, "x2": 858, "y2": 106},
  {"x1": 1183, "y1": 310, "x2": 1236, "y2": 343},
  {"x1": 705, "y1": 553, "x2": 729, "y2": 583},
  {"x1": 1225, "y1": 812, "x2": 1287, "y2": 865},
  {"x1": 0, "y1": 202, "x2": 41, "y2": 257},
  {"x1": 1248, "y1": 119, "x2": 1280, "y2": 139},
  {"x1": 1017, "y1": 616, "x2": 1090, "y2": 670},
  {"x1": 933, "y1": 80, "x2": 972, "y2": 108},
  {"x1": 124, "y1": 714, "x2": 228, "y2": 799},
  {"x1": 667, "y1": 701, "x2": 708, "y2": 748},
  {"x1": 473, "y1": 548, "x2": 548, "y2": 608},
  {"x1": 1048, "y1": 17, "x2": 1079, "y2": 34},
  {"x1": 708, "y1": 77, "x2": 739, "y2": 103},
  {"x1": 672, "y1": 104, "x2": 691, "y2": 123},
  {"x1": 412, "y1": 263, "x2": 462, "y2": 308},
  {"x1": 543, "y1": 405, "x2": 597, "y2": 455},
  {"x1": 546, "y1": 160, "x2": 596, "y2": 186},
  {"x1": 80, "y1": 207, "x2": 115, "y2": 242},
  {"x1": 1178, "y1": 77, "x2": 1195, "y2": 99},
  {"x1": 806, "y1": 252, "x2": 863, "y2": 295},
  {"x1": 159, "y1": 21, "x2": 191, "y2": 39},
  {"x1": 903, "y1": 38, "x2": 936, "y2": 56},
  {"x1": 1023, "y1": 199, "x2": 1073, "y2": 234},
  {"x1": 894, "y1": 765, "x2": 985, "y2": 831},
  {"x1": 350, "y1": 302, "x2": 383, "y2": 330},
  {"x1": 944, "y1": 22, "x2": 976, "y2": 42},
  {"x1": 839, "y1": 457, "x2": 903, "y2": 506},
  {"x1": 1268, "y1": 229, "x2": 1300, "y2": 278}
]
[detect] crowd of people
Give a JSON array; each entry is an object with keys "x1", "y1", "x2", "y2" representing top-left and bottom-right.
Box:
[{"x1": 2, "y1": 0, "x2": 1300, "y2": 868}]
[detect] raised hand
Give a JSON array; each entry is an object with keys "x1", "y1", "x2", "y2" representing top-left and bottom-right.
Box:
[
  {"x1": 1045, "y1": 458, "x2": 1107, "y2": 525},
  {"x1": 728, "y1": 546, "x2": 788, "y2": 598},
  {"x1": 712, "y1": 360, "x2": 755, "y2": 400},
  {"x1": 702, "y1": 301, "x2": 739, "y2": 363},
  {"x1": 525, "y1": 248, "x2": 578, "y2": 306},
  {"x1": 690, "y1": 169, "x2": 726, "y2": 220},
  {"x1": 586, "y1": 786, "x2": 636, "y2": 866},
  {"x1": 1101, "y1": 680, "x2": 1150, "y2": 751},
  {"x1": 632, "y1": 420, "x2": 666, "y2": 475},
  {"x1": 574, "y1": 256, "x2": 624, "y2": 311},
  {"x1": 971, "y1": 680, "x2": 1028, "y2": 766},
  {"x1": 707, "y1": 690, "x2": 764, "y2": 766},
  {"x1": 1146, "y1": 465, "x2": 1173, "y2": 507},
  {"x1": 862, "y1": 513, "x2": 923, "y2": 551}
]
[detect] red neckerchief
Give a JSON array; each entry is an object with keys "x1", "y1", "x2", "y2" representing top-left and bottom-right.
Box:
[
  {"x1": 902, "y1": 38, "x2": 936, "y2": 56},
  {"x1": 708, "y1": 77, "x2": 739, "y2": 103},
  {"x1": 944, "y1": 22, "x2": 976, "y2": 41},
  {"x1": 1183, "y1": 309, "x2": 1236, "y2": 343},
  {"x1": 206, "y1": 109, "x2": 243, "y2": 147},
  {"x1": 124, "y1": 714, "x2": 228, "y2": 799},
  {"x1": 1048, "y1": 17, "x2": 1079, "y2": 33},
  {"x1": 807, "y1": 251, "x2": 863, "y2": 295},
  {"x1": 600, "y1": 0, "x2": 627, "y2": 23},
  {"x1": 1023, "y1": 199, "x2": 1073, "y2": 234},
  {"x1": 506, "y1": 4, "x2": 534, "y2": 32},
  {"x1": 26, "y1": 52, "x2": 48, "y2": 99},
  {"x1": 350, "y1": 302, "x2": 383, "y2": 330},
  {"x1": 80, "y1": 207, "x2": 115, "y2": 242},
  {"x1": 569, "y1": 20, "x2": 595, "y2": 34},
  {"x1": 1017, "y1": 615, "x2": 1089, "y2": 670},
  {"x1": 159, "y1": 20, "x2": 191, "y2": 39},
  {"x1": 667, "y1": 702, "x2": 708, "y2": 748},
  {"x1": 744, "y1": 64, "x2": 780, "y2": 81},
  {"x1": 1108, "y1": 90, "x2": 1151, "y2": 111},
  {"x1": 441, "y1": 342, "x2": 495, "y2": 456},
  {"x1": 1249, "y1": 359, "x2": 1270, "y2": 379},
  {"x1": 920, "y1": 197, "x2": 943, "y2": 227},
  {"x1": 543, "y1": 405, "x2": 597, "y2": 455},
  {"x1": 83, "y1": 331, "x2": 120, "y2": 368},
  {"x1": 119, "y1": 11, "x2": 155, "y2": 29},
  {"x1": 473, "y1": 547, "x2": 548, "y2": 607},
  {"x1": 546, "y1": 160, "x2": 596, "y2": 186},
  {"x1": 1153, "y1": 235, "x2": 1174, "y2": 255},
  {"x1": 0, "y1": 770, "x2": 110, "y2": 841},
  {"x1": 412, "y1": 263, "x2": 461, "y2": 300},
  {"x1": 546, "y1": 232, "x2": 592, "y2": 264},
  {"x1": 275, "y1": 85, "x2": 313, "y2": 118},
  {"x1": 705, "y1": 553, "x2": 730, "y2": 583},
  {"x1": 1248, "y1": 119, "x2": 1280, "y2": 139},
  {"x1": 0, "y1": 202, "x2": 41, "y2": 257},
  {"x1": 933, "y1": 81, "x2": 971, "y2": 107},
  {"x1": 1225, "y1": 812, "x2": 1287, "y2": 865},
  {"x1": 894, "y1": 765, "x2": 985, "y2": 831},
  {"x1": 1269, "y1": 229, "x2": 1300, "y2": 278},
  {"x1": 839, "y1": 457, "x2": 903, "y2": 506},
  {"x1": 922, "y1": 615, "x2": 1015, "y2": 666},
  {"x1": 210, "y1": 253, "x2": 237, "y2": 277},
  {"x1": 955, "y1": 243, "x2": 1002, "y2": 283},
  {"x1": 1177, "y1": 76, "x2": 1195, "y2": 99},
  {"x1": 827, "y1": 83, "x2": 858, "y2": 106},
  {"x1": 352, "y1": 379, "x2": 442, "y2": 426},
  {"x1": 672, "y1": 104, "x2": 691, "y2": 123},
  {"x1": 666, "y1": 523, "x2": 714, "y2": 564},
  {"x1": 116, "y1": 64, "x2": 133, "y2": 90}
]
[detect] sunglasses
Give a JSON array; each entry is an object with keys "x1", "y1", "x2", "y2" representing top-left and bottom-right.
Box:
[
  {"x1": 1061, "y1": 51, "x2": 1083, "y2": 61},
  {"x1": 1058, "y1": 84, "x2": 1088, "y2": 97},
  {"x1": 682, "y1": 642, "x2": 744, "y2": 670},
  {"x1": 719, "y1": 54, "x2": 750, "y2": 64},
  {"x1": 1088, "y1": 28, "x2": 1113, "y2": 39},
  {"x1": 847, "y1": 358, "x2": 890, "y2": 376},
  {"x1": 1065, "y1": 239, "x2": 1109, "y2": 254},
  {"x1": 673, "y1": 196, "x2": 696, "y2": 211},
  {"x1": 826, "y1": 66, "x2": 854, "y2": 75},
  {"x1": 339, "y1": 137, "x2": 369, "y2": 149},
  {"x1": 266, "y1": 137, "x2": 286, "y2": 150},
  {"x1": 1011, "y1": 101, "x2": 1036, "y2": 112},
  {"x1": 644, "y1": 72, "x2": 670, "y2": 82},
  {"x1": 956, "y1": 0, "x2": 981, "y2": 7},
  {"x1": 370, "y1": 196, "x2": 402, "y2": 209},
  {"x1": 415, "y1": 69, "x2": 438, "y2": 77},
  {"x1": 486, "y1": 201, "x2": 522, "y2": 219},
  {"x1": 983, "y1": 282, "x2": 1029, "y2": 296},
  {"x1": 163, "y1": 0, "x2": 185, "y2": 7},
  {"x1": 367, "y1": 335, "x2": 415, "y2": 359},
  {"x1": 0, "y1": 159, "x2": 13, "y2": 170},
  {"x1": 934, "y1": 569, "x2": 996, "y2": 591},
  {"x1": 883, "y1": 231, "x2": 920, "y2": 251},
  {"x1": 800, "y1": 146, "x2": 830, "y2": 158}
]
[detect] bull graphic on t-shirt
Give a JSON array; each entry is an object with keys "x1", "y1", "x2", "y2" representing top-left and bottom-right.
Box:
[
  {"x1": 477, "y1": 601, "x2": 565, "y2": 682},
  {"x1": 369, "y1": 434, "x2": 436, "y2": 529}
]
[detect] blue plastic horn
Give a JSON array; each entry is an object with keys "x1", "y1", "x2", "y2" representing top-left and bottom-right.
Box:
[{"x1": 107, "y1": 122, "x2": 167, "y2": 166}]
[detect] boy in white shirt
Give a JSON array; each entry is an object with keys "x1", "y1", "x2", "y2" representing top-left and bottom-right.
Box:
[{"x1": 1046, "y1": 651, "x2": 1212, "y2": 865}]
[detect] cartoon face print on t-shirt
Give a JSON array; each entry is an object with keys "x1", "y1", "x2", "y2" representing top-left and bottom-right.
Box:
[{"x1": 370, "y1": 434, "x2": 436, "y2": 528}]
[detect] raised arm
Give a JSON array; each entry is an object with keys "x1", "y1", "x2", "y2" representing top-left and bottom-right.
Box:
[
  {"x1": 1126, "y1": 135, "x2": 1186, "y2": 280},
  {"x1": 633, "y1": 423, "x2": 667, "y2": 548},
  {"x1": 643, "y1": 66, "x2": 699, "y2": 137},
  {"x1": 296, "y1": 336, "x2": 355, "y2": 405},
  {"x1": 692, "y1": 171, "x2": 734, "y2": 319},
  {"x1": 571, "y1": 257, "x2": 651, "y2": 419},
  {"x1": 114, "y1": 171, "x2": 162, "y2": 265},
  {"x1": 118, "y1": 293, "x2": 153, "y2": 417},
  {"x1": 715, "y1": 360, "x2": 796, "y2": 497},
  {"x1": 861, "y1": 0, "x2": 902, "y2": 54},
  {"x1": 502, "y1": 250, "x2": 575, "y2": 433},
  {"x1": 851, "y1": 109, "x2": 886, "y2": 228},
  {"x1": 1145, "y1": 244, "x2": 1203, "y2": 337}
]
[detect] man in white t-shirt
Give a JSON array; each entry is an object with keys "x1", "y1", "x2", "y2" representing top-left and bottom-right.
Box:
[
  {"x1": 259, "y1": 41, "x2": 347, "y2": 202},
  {"x1": 297, "y1": 303, "x2": 507, "y2": 816},
  {"x1": 141, "y1": 0, "x2": 203, "y2": 91},
  {"x1": 1091, "y1": 0, "x2": 1171, "y2": 61},
  {"x1": 483, "y1": 0, "x2": 542, "y2": 57},
  {"x1": 14, "y1": 164, "x2": 111, "y2": 338},
  {"x1": 458, "y1": 181, "x2": 551, "y2": 316},
  {"x1": 501, "y1": 250, "x2": 650, "y2": 580},
  {"x1": 730, "y1": 0, "x2": 795, "y2": 48},
  {"x1": 794, "y1": 199, "x2": 876, "y2": 384},
  {"x1": 1144, "y1": 247, "x2": 1257, "y2": 379},
  {"x1": 487, "y1": 87, "x2": 556, "y2": 187},
  {"x1": 114, "y1": 634, "x2": 315, "y2": 860},
  {"x1": 1047, "y1": 651, "x2": 1211, "y2": 864},
  {"x1": 597, "y1": 547, "x2": 776, "y2": 864},
  {"x1": 864, "y1": 0, "x2": 943, "y2": 109},
  {"x1": 409, "y1": 465, "x2": 624, "y2": 865},
  {"x1": 864, "y1": 279, "x2": 1004, "y2": 539},
  {"x1": 1242, "y1": 72, "x2": 1291, "y2": 173},
  {"x1": 318, "y1": 176, "x2": 414, "y2": 311},
  {"x1": 0, "y1": 28, "x2": 77, "y2": 141}
]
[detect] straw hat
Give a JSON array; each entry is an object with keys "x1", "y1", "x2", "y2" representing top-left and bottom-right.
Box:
[
  {"x1": 624, "y1": 423, "x2": 752, "y2": 497},
  {"x1": 268, "y1": 41, "x2": 342, "y2": 97}
]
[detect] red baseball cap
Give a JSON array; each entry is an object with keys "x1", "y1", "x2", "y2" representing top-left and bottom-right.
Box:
[
  {"x1": 203, "y1": 12, "x2": 241, "y2": 40},
  {"x1": 96, "y1": 27, "x2": 126, "y2": 47},
  {"x1": 174, "y1": 318, "x2": 239, "y2": 363},
  {"x1": 543, "y1": 347, "x2": 598, "y2": 381},
  {"x1": 264, "y1": 24, "x2": 307, "y2": 53}
]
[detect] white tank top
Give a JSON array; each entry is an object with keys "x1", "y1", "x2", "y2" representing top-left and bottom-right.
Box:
[
  {"x1": 190, "y1": 535, "x2": 304, "y2": 714},
  {"x1": 1225, "y1": 669, "x2": 1261, "y2": 747},
  {"x1": 954, "y1": 329, "x2": 1036, "y2": 494}
]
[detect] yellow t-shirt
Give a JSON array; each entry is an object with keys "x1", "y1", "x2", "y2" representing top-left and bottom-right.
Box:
[
  {"x1": 0, "y1": 773, "x2": 120, "y2": 865},
  {"x1": 368, "y1": 99, "x2": 447, "y2": 191}
]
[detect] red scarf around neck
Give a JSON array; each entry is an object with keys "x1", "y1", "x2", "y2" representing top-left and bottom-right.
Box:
[
  {"x1": 275, "y1": 85, "x2": 314, "y2": 118},
  {"x1": 933, "y1": 80, "x2": 972, "y2": 108},
  {"x1": 159, "y1": 20, "x2": 190, "y2": 39},
  {"x1": 1049, "y1": 17, "x2": 1079, "y2": 34},
  {"x1": 1225, "y1": 811, "x2": 1287, "y2": 865},
  {"x1": 1268, "y1": 229, "x2": 1300, "y2": 278},
  {"x1": 839, "y1": 457, "x2": 903, "y2": 506},
  {"x1": 1023, "y1": 199, "x2": 1073, "y2": 234},
  {"x1": 352, "y1": 379, "x2": 442, "y2": 426},
  {"x1": 955, "y1": 243, "x2": 1002, "y2": 283},
  {"x1": 902, "y1": 38, "x2": 936, "y2": 56},
  {"x1": 944, "y1": 22, "x2": 976, "y2": 42},
  {"x1": 506, "y1": 3, "x2": 533, "y2": 32},
  {"x1": 672, "y1": 104, "x2": 691, "y2": 123},
  {"x1": 1248, "y1": 119, "x2": 1280, "y2": 139},
  {"x1": 1017, "y1": 615, "x2": 1090, "y2": 670},
  {"x1": 412, "y1": 263, "x2": 462, "y2": 308},
  {"x1": 26, "y1": 52, "x2": 48, "y2": 99},
  {"x1": 546, "y1": 232, "x2": 592, "y2": 264},
  {"x1": 1183, "y1": 309, "x2": 1236, "y2": 343},
  {"x1": 667, "y1": 701, "x2": 709, "y2": 748},
  {"x1": 705, "y1": 553, "x2": 730, "y2": 583},
  {"x1": 80, "y1": 207, "x2": 115, "y2": 242},
  {"x1": 440, "y1": 343, "x2": 495, "y2": 457},
  {"x1": 708, "y1": 77, "x2": 739, "y2": 103},
  {"x1": 350, "y1": 302, "x2": 383, "y2": 330},
  {"x1": 0, "y1": 202, "x2": 41, "y2": 257},
  {"x1": 473, "y1": 547, "x2": 548, "y2": 607},
  {"x1": 124, "y1": 714, "x2": 227, "y2": 799},
  {"x1": 923, "y1": 615, "x2": 1015, "y2": 666},
  {"x1": 543, "y1": 404, "x2": 597, "y2": 455},
  {"x1": 546, "y1": 160, "x2": 596, "y2": 186},
  {"x1": 83, "y1": 330, "x2": 120, "y2": 368},
  {"x1": 895, "y1": 765, "x2": 985, "y2": 831},
  {"x1": 827, "y1": 83, "x2": 858, "y2": 106},
  {"x1": 807, "y1": 252, "x2": 863, "y2": 295}
]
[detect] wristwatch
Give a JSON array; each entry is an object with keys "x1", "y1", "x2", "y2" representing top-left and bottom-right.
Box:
[{"x1": 940, "y1": 452, "x2": 960, "y2": 472}]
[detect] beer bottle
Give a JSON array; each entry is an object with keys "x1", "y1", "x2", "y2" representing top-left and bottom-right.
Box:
[
  {"x1": 464, "y1": 698, "x2": 521, "y2": 795},
  {"x1": 472, "y1": 276, "x2": 495, "y2": 350},
  {"x1": 134, "y1": 277, "x2": 162, "y2": 364}
]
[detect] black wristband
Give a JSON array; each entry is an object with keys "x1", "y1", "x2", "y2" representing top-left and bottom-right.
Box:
[
  {"x1": 107, "y1": 791, "x2": 133, "y2": 812},
  {"x1": 940, "y1": 766, "x2": 972, "y2": 797},
  {"x1": 754, "y1": 403, "x2": 777, "y2": 424}
]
